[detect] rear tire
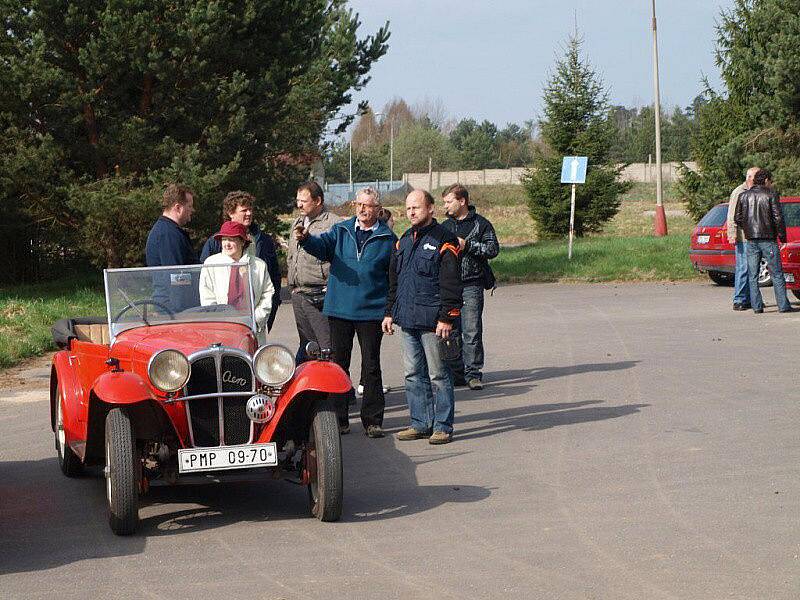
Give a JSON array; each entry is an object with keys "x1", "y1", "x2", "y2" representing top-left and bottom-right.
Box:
[
  {"x1": 708, "y1": 271, "x2": 734, "y2": 286},
  {"x1": 757, "y1": 258, "x2": 772, "y2": 287},
  {"x1": 306, "y1": 396, "x2": 343, "y2": 522},
  {"x1": 54, "y1": 385, "x2": 82, "y2": 477},
  {"x1": 105, "y1": 408, "x2": 139, "y2": 535},
  {"x1": 791, "y1": 290, "x2": 800, "y2": 301}
]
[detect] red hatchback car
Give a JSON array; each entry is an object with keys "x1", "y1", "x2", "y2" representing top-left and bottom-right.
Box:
[{"x1": 690, "y1": 197, "x2": 800, "y2": 299}]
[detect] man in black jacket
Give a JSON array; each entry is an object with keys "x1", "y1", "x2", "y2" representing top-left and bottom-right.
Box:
[
  {"x1": 383, "y1": 190, "x2": 463, "y2": 444},
  {"x1": 200, "y1": 191, "x2": 282, "y2": 331},
  {"x1": 734, "y1": 169, "x2": 794, "y2": 313},
  {"x1": 442, "y1": 184, "x2": 500, "y2": 390}
]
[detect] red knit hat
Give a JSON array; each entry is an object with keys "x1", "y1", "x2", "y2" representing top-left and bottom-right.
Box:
[{"x1": 213, "y1": 221, "x2": 250, "y2": 248}]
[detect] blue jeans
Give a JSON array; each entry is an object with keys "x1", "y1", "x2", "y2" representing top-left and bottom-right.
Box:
[
  {"x1": 400, "y1": 328, "x2": 455, "y2": 434},
  {"x1": 733, "y1": 241, "x2": 751, "y2": 305},
  {"x1": 448, "y1": 284, "x2": 485, "y2": 382},
  {"x1": 746, "y1": 240, "x2": 791, "y2": 311}
]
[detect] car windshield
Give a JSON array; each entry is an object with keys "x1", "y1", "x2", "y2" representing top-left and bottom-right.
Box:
[
  {"x1": 698, "y1": 204, "x2": 728, "y2": 227},
  {"x1": 104, "y1": 264, "x2": 256, "y2": 340}
]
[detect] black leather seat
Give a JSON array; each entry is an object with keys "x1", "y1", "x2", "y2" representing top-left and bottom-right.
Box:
[{"x1": 51, "y1": 317, "x2": 108, "y2": 349}]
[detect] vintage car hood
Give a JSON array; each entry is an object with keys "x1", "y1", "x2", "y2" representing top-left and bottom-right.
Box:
[{"x1": 112, "y1": 322, "x2": 256, "y2": 360}]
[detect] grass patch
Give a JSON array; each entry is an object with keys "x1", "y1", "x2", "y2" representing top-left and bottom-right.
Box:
[
  {"x1": 346, "y1": 182, "x2": 692, "y2": 246},
  {"x1": 493, "y1": 234, "x2": 700, "y2": 283},
  {"x1": 0, "y1": 273, "x2": 104, "y2": 368}
]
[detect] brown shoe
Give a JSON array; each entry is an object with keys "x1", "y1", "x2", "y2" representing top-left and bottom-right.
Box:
[
  {"x1": 396, "y1": 427, "x2": 429, "y2": 441},
  {"x1": 467, "y1": 378, "x2": 483, "y2": 391},
  {"x1": 428, "y1": 431, "x2": 452, "y2": 445},
  {"x1": 365, "y1": 425, "x2": 385, "y2": 438}
]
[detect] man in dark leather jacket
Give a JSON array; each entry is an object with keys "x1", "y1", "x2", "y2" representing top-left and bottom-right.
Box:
[
  {"x1": 441, "y1": 184, "x2": 500, "y2": 390},
  {"x1": 200, "y1": 191, "x2": 282, "y2": 331},
  {"x1": 734, "y1": 169, "x2": 794, "y2": 313}
]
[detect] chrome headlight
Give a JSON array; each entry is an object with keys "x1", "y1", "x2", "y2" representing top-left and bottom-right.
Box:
[
  {"x1": 253, "y1": 344, "x2": 295, "y2": 387},
  {"x1": 148, "y1": 349, "x2": 191, "y2": 393}
]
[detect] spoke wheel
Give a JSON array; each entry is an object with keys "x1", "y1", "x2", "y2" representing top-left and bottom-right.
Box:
[
  {"x1": 105, "y1": 408, "x2": 139, "y2": 535},
  {"x1": 306, "y1": 396, "x2": 343, "y2": 522},
  {"x1": 757, "y1": 259, "x2": 772, "y2": 287},
  {"x1": 54, "y1": 384, "x2": 82, "y2": 477}
]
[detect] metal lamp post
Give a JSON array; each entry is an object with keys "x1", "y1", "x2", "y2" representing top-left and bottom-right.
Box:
[{"x1": 651, "y1": 0, "x2": 668, "y2": 236}]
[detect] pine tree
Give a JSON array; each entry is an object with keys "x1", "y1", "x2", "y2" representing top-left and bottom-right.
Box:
[
  {"x1": 679, "y1": 0, "x2": 800, "y2": 220},
  {"x1": 523, "y1": 35, "x2": 629, "y2": 238},
  {"x1": 0, "y1": 0, "x2": 389, "y2": 268}
]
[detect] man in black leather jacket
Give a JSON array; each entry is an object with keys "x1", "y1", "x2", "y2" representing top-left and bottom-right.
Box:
[
  {"x1": 734, "y1": 169, "x2": 794, "y2": 313},
  {"x1": 442, "y1": 184, "x2": 500, "y2": 390}
]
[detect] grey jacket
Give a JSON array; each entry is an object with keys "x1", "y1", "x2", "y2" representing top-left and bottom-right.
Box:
[{"x1": 287, "y1": 210, "x2": 343, "y2": 292}]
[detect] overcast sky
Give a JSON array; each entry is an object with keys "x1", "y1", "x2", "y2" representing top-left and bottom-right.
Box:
[{"x1": 344, "y1": 0, "x2": 734, "y2": 128}]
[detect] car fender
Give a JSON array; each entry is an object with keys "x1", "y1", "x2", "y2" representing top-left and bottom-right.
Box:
[
  {"x1": 256, "y1": 361, "x2": 351, "y2": 443},
  {"x1": 91, "y1": 370, "x2": 156, "y2": 405},
  {"x1": 84, "y1": 371, "x2": 186, "y2": 464},
  {"x1": 50, "y1": 351, "x2": 85, "y2": 448}
]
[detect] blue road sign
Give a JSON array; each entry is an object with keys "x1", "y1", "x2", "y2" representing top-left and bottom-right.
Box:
[{"x1": 560, "y1": 156, "x2": 588, "y2": 184}]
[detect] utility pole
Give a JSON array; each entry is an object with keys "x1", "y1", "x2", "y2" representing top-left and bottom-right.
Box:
[
  {"x1": 348, "y1": 139, "x2": 353, "y2": 193},
  {"x1": 651, "y1": 0, "x2": 668, "y2": 236},
  {"x1": 390, "y1": 120, "x2": 394, "y2": 183}
]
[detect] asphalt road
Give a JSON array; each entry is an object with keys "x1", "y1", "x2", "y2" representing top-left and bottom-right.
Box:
[{"x1": 1, "y1": 281, "x2": 799, "y2": 599}]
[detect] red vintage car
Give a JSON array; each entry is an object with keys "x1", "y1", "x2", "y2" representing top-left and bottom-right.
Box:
[
  {"x1": 50, "y1": 263, "x2": 350, "y2": 535},
  {"x1": 689, "y1": 197, "x2": 800, "y2": 298}
]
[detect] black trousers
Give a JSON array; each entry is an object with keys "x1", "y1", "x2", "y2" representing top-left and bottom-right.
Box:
[{"x1": 329, "y1": 317, "x2": 385, "y2": 428}]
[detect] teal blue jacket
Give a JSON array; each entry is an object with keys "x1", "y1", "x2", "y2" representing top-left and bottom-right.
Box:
[{"x1": 300, "y1": 216, "x2": 397, "y2": 321}]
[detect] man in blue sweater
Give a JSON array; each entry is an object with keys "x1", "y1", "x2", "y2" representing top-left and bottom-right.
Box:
[
  {"x1": 295, "y1": 187, "x2": 397, "y2": 437},
  {"x1": 145, "y1": 183, "x2": 199, "y2": 311}
]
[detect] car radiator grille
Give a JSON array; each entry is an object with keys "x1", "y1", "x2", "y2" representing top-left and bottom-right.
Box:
[{"x1": 184, "y1": 353, "x2": 254, "y2": 447}]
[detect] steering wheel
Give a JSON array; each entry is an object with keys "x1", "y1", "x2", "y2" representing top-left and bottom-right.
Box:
[{"x1": 113, "y1": 299, "x2": 176, "y2": 322}]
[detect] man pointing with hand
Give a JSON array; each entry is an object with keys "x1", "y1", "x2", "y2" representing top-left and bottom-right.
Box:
[{"x1": 383, "y1": 190, "x2": 463, "y2": 445}]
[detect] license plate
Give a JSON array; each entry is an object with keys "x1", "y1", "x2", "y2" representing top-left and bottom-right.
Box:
[
  {"x1": 697, "y1": 235, "x2": 710, "y2": 244},
  {"x1": 785, "y1": 273, "x2": 795, "y2": 283},
  {"x1": 178, "y1": 442, "x2": 277, "y2": 473}
]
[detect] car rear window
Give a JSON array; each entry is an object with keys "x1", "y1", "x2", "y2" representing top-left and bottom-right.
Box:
[
  {"x1": 781, "y1": 202, "x2": 800, "y2": 227},
  {"x1": 698, "y1": 204, "x2": 728, "y2": 227}
]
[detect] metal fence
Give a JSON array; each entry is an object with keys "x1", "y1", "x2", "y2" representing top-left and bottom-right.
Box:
[
  {"x1": 0, "y1": 221, "x2": 86, "y2": 285},
  {"x1": 323, "y1": 180, "x2": 407, "y2": 205}
]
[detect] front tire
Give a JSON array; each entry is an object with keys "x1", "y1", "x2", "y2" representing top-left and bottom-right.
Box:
[
  {"x1": 105, "y1": 408, "x2": 139, "y2": 535},
  {"x1": 54, "y1": 385, "x2": 82, "y2": 477},
  {"x1": 306, "y1": 396, "x2": 343, "y2": 522},
  {"x1": 707, "y1": 271, "x2": 734, "y2": 286}
]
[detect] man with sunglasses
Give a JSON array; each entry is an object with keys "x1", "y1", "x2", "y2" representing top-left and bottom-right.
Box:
[{"x1": 295, "y1": 187, "x2": 397, "y2": 437}]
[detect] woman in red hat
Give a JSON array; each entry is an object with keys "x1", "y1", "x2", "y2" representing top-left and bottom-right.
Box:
[{"x1": 199, "y1": 220, "x2": 275, "y2": 344}]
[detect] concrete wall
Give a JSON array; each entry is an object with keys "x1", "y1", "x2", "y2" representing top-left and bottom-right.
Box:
[{"x1": 402, "y1": 162, "x2": 697, "y2": 191}]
